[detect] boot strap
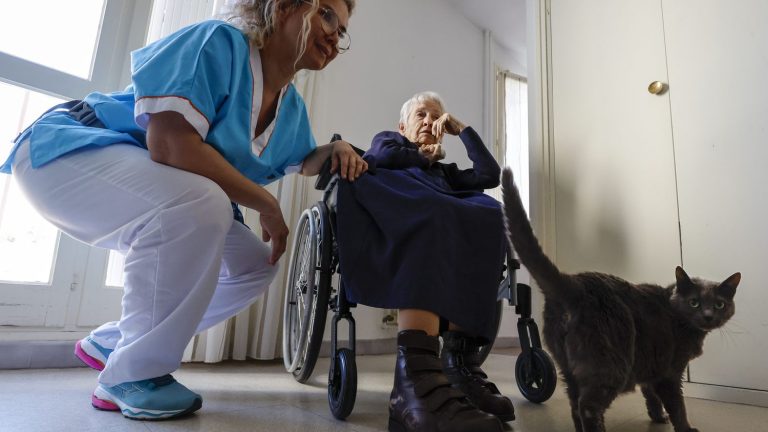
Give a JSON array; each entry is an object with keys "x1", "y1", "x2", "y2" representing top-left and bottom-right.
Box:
[
  {"x1": 398, "y1": 331, "x2": 440, "y2": 353},
  {"x1": 442, "y1": 338, "x2": 472, "y2": 352},
  {"x1": 405, "y1": 354, "x2": 443, "y2": 373},
  {"x1": 441, "y1": 332, "x2": 482, "y2": 351},
  {"x1": 413, "y1": 373, "x2": 452, "y2": 397},
  {"x1": 423, "y1": 387, "x2": 467, "y2": 412}
]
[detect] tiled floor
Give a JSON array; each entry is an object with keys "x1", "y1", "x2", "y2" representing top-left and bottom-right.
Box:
[{"x1": 1, "y1": 351, "x2": 767, "y2": 432}]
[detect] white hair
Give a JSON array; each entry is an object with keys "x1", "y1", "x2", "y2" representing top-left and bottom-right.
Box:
[{"x1": 399, "y1": 91, "x2": 445, "y2": 125}]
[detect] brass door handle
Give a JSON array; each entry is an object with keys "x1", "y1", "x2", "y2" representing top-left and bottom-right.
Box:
[{"x1": 648, "y1": 81, "x2": 668, "y2": 95}]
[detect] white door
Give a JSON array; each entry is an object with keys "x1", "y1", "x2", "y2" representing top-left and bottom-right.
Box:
[
  {"x1": 0, "y1": 1, "x2": 150, "y2": 331},
  {"x1": 548, "y1": 0, "x2": 681, "y2": 283},
  {"x1": 663, "y1": 0, "x2": 768, "y2": 391}
]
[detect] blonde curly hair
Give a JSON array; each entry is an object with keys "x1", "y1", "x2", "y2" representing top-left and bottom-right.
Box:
[{"x1": 230, "y1": 0, "x2": 355, "y2": 62}]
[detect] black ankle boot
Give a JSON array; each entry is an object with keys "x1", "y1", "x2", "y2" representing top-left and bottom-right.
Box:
[
  {"x1": 388, "y1": 330, "x2": 503, "y2": 432},
  {"x1": 441, "y1": 331, "x2": 516, "y2": 422}
]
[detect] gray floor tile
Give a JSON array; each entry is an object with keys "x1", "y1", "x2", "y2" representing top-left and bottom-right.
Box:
[{"x1": 1, "y1": 352, "x2": 766, "y2": 432}]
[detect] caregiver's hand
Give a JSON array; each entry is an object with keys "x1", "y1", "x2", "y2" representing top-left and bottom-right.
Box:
[
  {"x1": 331, "y1": 140, "x2": 368, "y2": 181},
  {"x1": 260, "y1": 205, "x2": 289, "y2": 265}
]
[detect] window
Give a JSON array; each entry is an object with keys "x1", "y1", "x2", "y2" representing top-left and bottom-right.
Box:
[
  {"x1": 0, "y1": 0, "x2": 152, "y2": 328},
  {"x1": 0, "y1": 82, "x2": 64, "y2": 283},
  {"x1": 503, "y1": 72, "x2": 529, "y2": 214},
  {"x1": 0, "y1": 1, "x2": 106, "y2": 79},
  {"x1": 490, "y1": 70, "x2": 529, "y2": 213}
]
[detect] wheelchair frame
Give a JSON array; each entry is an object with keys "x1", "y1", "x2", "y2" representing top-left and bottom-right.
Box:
[{"x1": 282, "y1": 137, "x2": 556, "y2": 420}]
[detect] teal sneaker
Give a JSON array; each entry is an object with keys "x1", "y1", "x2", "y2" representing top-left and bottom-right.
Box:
[
  {"x1": 92, "y1": 375, "x2": 202, "y2": 420},
  {"x1": 75, "y1": 336, "x2": 113, "y2": 371}
]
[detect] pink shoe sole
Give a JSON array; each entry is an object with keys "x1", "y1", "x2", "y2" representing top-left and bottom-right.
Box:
[
  {"x1": 91, "y1": 394, "x2": 120, "y2": 411},
  {"x1": 74, "y1": 340, "x2": 105, "y2": 371}
]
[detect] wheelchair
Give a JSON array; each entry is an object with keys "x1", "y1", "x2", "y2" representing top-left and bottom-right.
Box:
[{"x1": 282, "y1": 135, "x2": 557, "y2": 420}]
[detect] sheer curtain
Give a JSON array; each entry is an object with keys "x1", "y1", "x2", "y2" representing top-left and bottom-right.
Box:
[
  {"x1": 144, "y1": 0, "x2": 317, "y2": 362},
  {"x1": 490, "y1": 70, "x2": 529, "y2": 209},
  {"x1": 502, "y1": 72, "x2": 529, "y2": 213}
]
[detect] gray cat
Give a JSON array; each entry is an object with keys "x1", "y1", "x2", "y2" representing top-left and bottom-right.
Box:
[{"x1": 501, "y1": 168, "x2": 741, "y2": 432}]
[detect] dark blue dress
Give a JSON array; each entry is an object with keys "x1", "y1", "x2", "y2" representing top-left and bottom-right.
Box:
[{"x1": 336, "y1": 127, "x2": 505, "y2": 340}]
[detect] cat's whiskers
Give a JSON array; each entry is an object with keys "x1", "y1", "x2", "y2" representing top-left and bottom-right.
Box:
[
  {"x1": 715, "y1": 326, "x2": 739, "y2": 348},
  {"x1": 715, "y1": 328, "x2": 730, "y2": 347},
  {"x1": 722, "y1": 319, "x2": 748, "y2": 334}
]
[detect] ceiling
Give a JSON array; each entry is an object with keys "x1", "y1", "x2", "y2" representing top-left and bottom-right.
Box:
[{"x1": 444, "y1": 0, "x2": 527, "y2": 56}]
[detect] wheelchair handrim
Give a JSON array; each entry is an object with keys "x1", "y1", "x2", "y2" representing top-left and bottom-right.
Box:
[{"x1": 282, "y1": 208, "x2": 319, "y2": 372}]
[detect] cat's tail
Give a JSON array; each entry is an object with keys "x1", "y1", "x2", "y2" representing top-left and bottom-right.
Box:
[{"x1": 501, "y1": 168, "x2": 577, "y2": 301}]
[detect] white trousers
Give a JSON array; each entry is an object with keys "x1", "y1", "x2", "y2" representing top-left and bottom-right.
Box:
[{"x1": 13, "y1": 141, "x2": 278, "y2": 386}]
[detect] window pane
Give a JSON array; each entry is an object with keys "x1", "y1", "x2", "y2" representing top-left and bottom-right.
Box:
[
  {"x1": 0, "y1": 81, "x2": 63, "y2": 283},
  {"x1": 105, "y1": 250, "x2": 125, "y2": 288},
  {"x1": 0, "y1": 1, "x2": 105, "y2": 79},
  {"x1": 505, "y1": 76, "x2": 529, "y2": 214}
]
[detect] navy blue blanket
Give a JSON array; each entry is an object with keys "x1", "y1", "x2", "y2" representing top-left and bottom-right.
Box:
[{"x1": 336, "y1": 128, "x2": 505, "y2": 340}]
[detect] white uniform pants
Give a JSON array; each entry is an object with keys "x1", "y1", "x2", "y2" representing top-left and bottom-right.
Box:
[{"x1": 13, "y1": 141, "x2": 278, "y2": 386}]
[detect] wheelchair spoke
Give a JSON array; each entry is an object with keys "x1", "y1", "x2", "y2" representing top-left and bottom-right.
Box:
[{"x1": 282, "y1": 205, "x2": 332, "y2": 378}]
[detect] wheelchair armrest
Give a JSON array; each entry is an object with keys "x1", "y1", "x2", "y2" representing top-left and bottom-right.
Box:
[
  {"x1": 314, "y1": 134, "x2": 366, "y2": 190},
  {"x1": 315, "y1": 157, "x2": 335, "y2": 190}
]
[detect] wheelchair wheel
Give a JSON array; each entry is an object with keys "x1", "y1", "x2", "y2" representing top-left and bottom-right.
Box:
[
  {"x1": 515, "y1": 347, "x2": 557, "y2": 403},
  {"x1": 328, "y1": 348, "x2": 357, "y2": 420},
  {"x1": 477, "y1": 300, "x2": 504, "y2": 365},
  {"x1": 282, "y1": 204, "x2": 332, "y2": 383}
]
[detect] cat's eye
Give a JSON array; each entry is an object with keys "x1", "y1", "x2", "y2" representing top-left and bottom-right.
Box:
[
  {"x1": 715, "y1": 301, "x2": 726, "y2": 310},
  {"x1": 688, "y1": 299, "x2": 700, "y2": 308}
]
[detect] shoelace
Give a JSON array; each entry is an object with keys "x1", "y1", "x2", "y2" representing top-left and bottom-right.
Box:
[{"x1": 146, "y1": 374, "x2": 176, "y2": 389}]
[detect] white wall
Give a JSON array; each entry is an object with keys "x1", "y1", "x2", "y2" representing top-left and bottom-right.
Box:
[
  {"x1": 311, "y1": 0, "x2": 484, "y2": 167},
  {"x1": 306, "y1": 0, "x2": 527, "y2": 342},
  {"x1": 494, "y1": 41, "x2": 526, "y2": 77}
]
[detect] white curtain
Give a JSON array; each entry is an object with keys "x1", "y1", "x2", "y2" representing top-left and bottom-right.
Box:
[
  {"x1": 503, "y1": 73, "x2": 529, "y2": 213},
  {"x1": 146, "y1": 0, "x2": 217, "y2": 44},
  {"x1": 144, "y1": 0, "x2": 318, "y2": 362},
  {"x1": 489, "y1": 70, "x2": 529, "y2": 207}
]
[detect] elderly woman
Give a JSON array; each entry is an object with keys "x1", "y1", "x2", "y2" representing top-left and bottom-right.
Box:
[{"x1": 337, "y1": 92, "x2": 513, "y2": 432}]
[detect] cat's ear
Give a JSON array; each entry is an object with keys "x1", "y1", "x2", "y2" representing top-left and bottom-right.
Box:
[
  {"x1": 675, "y1": 266, "x2": 695, "y2": 295},
  {"x1": 717, "y1": 272, "x2": 741, "y2": 300}
]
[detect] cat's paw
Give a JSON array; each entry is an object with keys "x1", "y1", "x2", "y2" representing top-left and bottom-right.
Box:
[{"x1": 647, "y1": 412, "x2": 669, "y2": 424}]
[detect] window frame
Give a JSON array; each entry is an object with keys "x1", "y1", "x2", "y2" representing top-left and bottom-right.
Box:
[
  {"x1": 0, "y1": 0, "x2": 153, "y2": 100},
  {"x1": 0, "y1": 0, "x2": 152, "y2": 330}
]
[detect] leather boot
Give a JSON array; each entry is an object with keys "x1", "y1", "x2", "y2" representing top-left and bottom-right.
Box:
[
  {"x1": 388, "y1": 330, "x2": 503, "y2": 432},
  {"x1": 441, "y1": 331, "x2": 515, "y2": 422}
]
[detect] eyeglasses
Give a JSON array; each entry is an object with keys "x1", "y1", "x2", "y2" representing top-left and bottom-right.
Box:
[{"x1": 305, "y1": 1, "x2": 351, "y2": 52}]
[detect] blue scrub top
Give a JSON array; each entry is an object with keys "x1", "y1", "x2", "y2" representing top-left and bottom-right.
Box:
[{"x1": 1, "y1": 20, "x2": 317, "y2": 186}]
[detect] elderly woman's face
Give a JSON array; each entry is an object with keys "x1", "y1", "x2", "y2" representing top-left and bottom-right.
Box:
[{"x1": 399, "y1": 99, "x2": 443, "y2": 145}]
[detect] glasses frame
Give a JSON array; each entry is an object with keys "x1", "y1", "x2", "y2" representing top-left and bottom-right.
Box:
[{"x1": 304, "y1": 1, "x2": 351, "y2": 52}]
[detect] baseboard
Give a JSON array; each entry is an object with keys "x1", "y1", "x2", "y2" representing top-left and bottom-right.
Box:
[
  {"x1": 0, "y1": 340, "x2": 83, "y2": 369},
  {"x1": 684, "y1": 381, "x2": 768, "y2": 408},
  {"x1": 0, "y1": 337, "x2": 521, "y2": 369},
  {"x1": 318, "y1": 336, "x2": 520, "y2": 357}
]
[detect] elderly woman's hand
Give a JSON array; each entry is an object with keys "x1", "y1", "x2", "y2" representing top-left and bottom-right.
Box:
[
  {"x1": 331, "y1": 140, "x2": 368, "y2": 181},
  {"x1": 432, "y1": 113, "x2": 467, "y2": 143},
  {"x1": 420, "y1": 143, "x2": 446, "y2": 164}
]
